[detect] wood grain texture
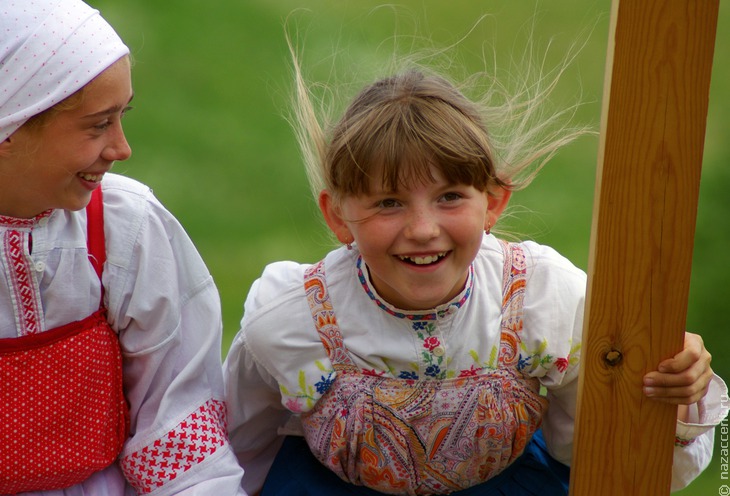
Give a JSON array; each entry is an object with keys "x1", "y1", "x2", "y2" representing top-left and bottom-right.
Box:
[{"x1": 569, "y1": 0, "x2": 718, "y2": 494}]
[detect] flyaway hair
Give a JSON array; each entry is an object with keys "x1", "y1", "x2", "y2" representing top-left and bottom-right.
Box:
[{"x1": 285, "y1": 14, "x2": 593, "y2": 208}]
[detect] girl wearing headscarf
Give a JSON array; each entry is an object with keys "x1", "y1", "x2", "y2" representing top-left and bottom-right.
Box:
[{"x1": 0, "y1": 1, "x2": 245, "y2": 494}]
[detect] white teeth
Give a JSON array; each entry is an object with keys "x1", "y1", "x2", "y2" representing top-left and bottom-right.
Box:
[
  {"x1": 78, "y1": 173, "x2": 103, "y2": 182},
  {"x1": 400, "y1": 252, "x2": 447, "y2": 265},
  {"x1": 412, "y1": 255, "x2": 439, "y2": 265}
]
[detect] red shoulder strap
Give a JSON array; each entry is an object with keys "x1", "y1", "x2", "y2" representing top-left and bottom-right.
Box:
[{"x1": 86, "y1": 187, "x2": 106, "y2": 287}]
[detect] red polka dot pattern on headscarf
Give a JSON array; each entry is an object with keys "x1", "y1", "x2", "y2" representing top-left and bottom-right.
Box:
[{"x1": 0, "y1": 0, "x2": 129, "y2": 140}]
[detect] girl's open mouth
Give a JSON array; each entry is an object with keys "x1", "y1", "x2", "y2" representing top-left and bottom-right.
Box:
[
  {"x1": 78, "y1": 172, "x2": 104, "y2": 183},
  {"x1": 398, "y1": 251, "x2": 448, "y2": 266}
]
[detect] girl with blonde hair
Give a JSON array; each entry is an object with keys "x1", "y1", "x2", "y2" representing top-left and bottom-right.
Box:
[{"x1": 224, "y1": 26, "x2": 727, "y2": 495}]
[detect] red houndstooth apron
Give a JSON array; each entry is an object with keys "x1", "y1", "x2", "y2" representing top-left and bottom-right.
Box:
[
  {"x1": 300, "y1": 241, "x2": 548, "y2": 495},
  {"x1": 0, "y1": 188, "x2": 130, "y2": 493}
]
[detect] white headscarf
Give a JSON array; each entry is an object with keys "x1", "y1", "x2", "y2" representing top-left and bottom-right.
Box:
[{"x1": 0, "y1": 0, "x2": 130, "y2": 141}]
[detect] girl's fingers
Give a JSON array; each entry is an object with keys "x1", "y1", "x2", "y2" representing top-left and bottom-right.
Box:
[
  {"x1": 644, "y1": 363, "x2": 713, "y2": 404},
  {"x1": 643, "y1": 332, "x2": 713, "y2": 405},
  {"x1": 655, "y1": 332, "x2": 705, "y2": 374}
]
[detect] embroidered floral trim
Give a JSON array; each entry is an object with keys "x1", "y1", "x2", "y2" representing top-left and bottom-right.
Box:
[
  {"x1": 280, "y1": 362, "x2": 335, "y2": 413},
  {"x1": 120, "y1": 399, "x2": 229, "y2": 494},
  {"x1": 394, "y1": 320, "x2": 448, "y2": 380},
  {"x1": 356, "y1": 255, "x2": 473, "y2": 321},
  {"x1": 353, "y1": 256, "x2": 473, "y2": 380},
  {"x1": 515, "y1": 340, "x2": 581, "y2": 374}
]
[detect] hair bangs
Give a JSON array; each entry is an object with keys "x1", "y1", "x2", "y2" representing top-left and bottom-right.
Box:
[{"x1": 328, "y1": 87, "x2": 497, "y2": 197}]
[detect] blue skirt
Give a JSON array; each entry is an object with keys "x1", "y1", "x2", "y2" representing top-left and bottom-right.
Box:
[{"x1": 261, "y1": 430, "x2": 569, "y2": 496}]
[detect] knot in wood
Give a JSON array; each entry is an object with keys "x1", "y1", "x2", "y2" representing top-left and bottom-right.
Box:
[{"x1": 604, "y1": 349, "x2": 623, "y2": 366}]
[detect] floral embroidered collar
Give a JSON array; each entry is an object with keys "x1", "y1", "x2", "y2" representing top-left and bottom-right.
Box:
[
  {"x1": 356, "y1": 255, "x2": 473, "y2": 321},
  {"x1": 0, "y1": 209, "x2": 53, "y2": 229}
]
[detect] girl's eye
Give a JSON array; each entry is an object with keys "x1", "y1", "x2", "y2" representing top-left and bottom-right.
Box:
[
  {"x1": 441, "y1": 192, "x2": 463, "y2": 202},
  {"x1": 93, "y1": 106, "x2": 132, "y2": 131},
  {"x1": 376, "y1": 198, "x2": 401, "y2": 209},
  {"x1": 94, "y1": 121, "x2": 112, "y2": 131}
]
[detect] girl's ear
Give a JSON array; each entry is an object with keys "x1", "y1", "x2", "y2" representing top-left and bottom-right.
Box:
[
  {"x1": 485, "y1": 185, "x2": 512, "y2": 231},
  {"x1": 318, "y1": 190, "x2": 354, "y2": 244}
]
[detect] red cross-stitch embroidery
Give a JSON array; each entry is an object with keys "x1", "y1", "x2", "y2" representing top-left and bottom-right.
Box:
[
  {"x1": 120, "y1": 399, "x2": 229, "y2": 493},
  {"x1": 0, "y1": 210, "x2": 51, "y2": 229},
  {"x1": 3, "y1": 230, "x2": 42, "y2": 336}
]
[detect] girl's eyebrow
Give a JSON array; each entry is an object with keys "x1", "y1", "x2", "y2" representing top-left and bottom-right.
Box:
[{"x1": 83, "y1": 95, "x2": 134, "y2": 119}]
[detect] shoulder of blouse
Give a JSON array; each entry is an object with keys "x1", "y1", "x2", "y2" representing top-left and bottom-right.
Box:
[
  {"x1": 510, "y1": 239, "x2": 587, "y2": 306},
  {"x1": 96, "y1": 173, "x2": 171, "y2": 268},
  {"x1": 100, "y1": 172, "x2": 154, "y2": 211},
  {"x1": 477, "y1": 236, "x2": 587, "y2": 326},
  {"x1": 244, "y1": 245, "x2": 357, "y2": 317},
  {"x1": 241, "y1": 259, "x2": 317, "y2": 349},
  {"x1": 239, "y1": 258, "x2": 333, "y2": 380},
  {"x1": 97, "y1": 173, "x2": 153, "y2": 246},
  {"x1": 241, "y1": 247, "x2": 358, "y2": 351},
  {"x1": 519, "y1": 240, "x2": 587, "y2": 277},
  {"x1": 98, "y1": 173, "x2": 216, "y2": 304}
]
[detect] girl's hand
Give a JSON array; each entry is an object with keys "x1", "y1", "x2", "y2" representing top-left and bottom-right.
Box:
[{"x1": 642, "y1": 332, "x2": 713, "y2": 406}]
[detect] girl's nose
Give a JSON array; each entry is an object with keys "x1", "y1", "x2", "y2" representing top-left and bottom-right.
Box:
[
  {"x1": 103, "y1": 123, "x2": 132, "y2": 162},
  {"x1": 404, "y1": 207, "x2": 440, "y2": 241}
]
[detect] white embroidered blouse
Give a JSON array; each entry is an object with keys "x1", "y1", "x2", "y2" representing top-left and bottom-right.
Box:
[
  {"x1": 224, "y1": 234, "x2": 728, "y2": 494},
  {"x1": 0, "y1": 173, "x2": 245, "y2": 496}
]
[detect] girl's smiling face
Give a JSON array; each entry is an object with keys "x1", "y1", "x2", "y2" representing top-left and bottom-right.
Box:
[
  {"x1": 0, "y1": 56, "x2": 133, "y2": 219},
  {"x1": 321, "y1": 166, "x2": 508, "y2": 311}
]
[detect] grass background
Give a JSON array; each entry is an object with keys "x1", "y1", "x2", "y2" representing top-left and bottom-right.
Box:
[{"x1": 90, "y1": 1, "x2": 728, "y2": 493}]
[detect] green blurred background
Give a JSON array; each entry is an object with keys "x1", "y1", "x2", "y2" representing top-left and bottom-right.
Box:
[{"x1": 91, "y1": 1, "x2": 728, "y2": 493}]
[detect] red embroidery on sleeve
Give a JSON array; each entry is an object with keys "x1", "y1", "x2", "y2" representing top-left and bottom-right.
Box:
[
  {"x1": 120, "y1": 399, "x2": 229, "y2": 493},
  {"x1": 674, "y1": 435, "x2": 697, "y2": 448}
]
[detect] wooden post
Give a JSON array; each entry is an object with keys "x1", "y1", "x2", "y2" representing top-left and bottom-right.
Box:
[{"x1": 569, "y1": 0, "x2": 719, "y2": 494}]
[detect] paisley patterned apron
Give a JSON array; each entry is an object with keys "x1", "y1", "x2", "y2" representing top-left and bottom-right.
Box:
[{"x1": 299, "y1": 242, "x2": 548, "y2": 495}]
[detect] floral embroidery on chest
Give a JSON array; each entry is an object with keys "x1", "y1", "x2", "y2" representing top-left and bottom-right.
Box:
[
  {"x1": 356, "y1": 256, "x2": 474, "y2": 381},
  {"x1": 283, "y1": 243, "x2": 579, "y2": 413}
]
